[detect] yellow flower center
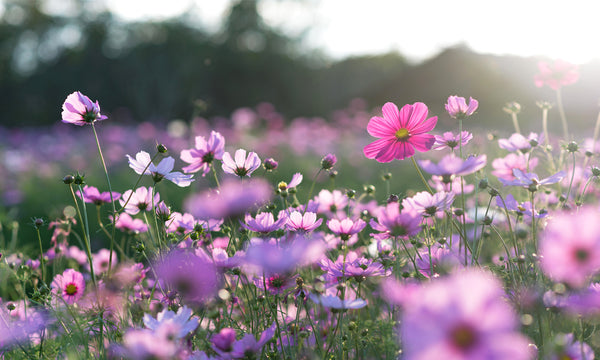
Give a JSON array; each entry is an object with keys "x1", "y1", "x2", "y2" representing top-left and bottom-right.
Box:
[
  {"x1": 65, "y1": 283, "x2": 78, "y2": 296},
  {"x1": 395, "y1": 128, "x2": 410, "y2": 141}
]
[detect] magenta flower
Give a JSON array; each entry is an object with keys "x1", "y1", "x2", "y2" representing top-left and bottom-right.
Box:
[
  {"x1": 90, "y1": 248, "x2": 118, "y2": 274},
  {"x1": 279, "y1": 172, "x2": 303, "y2": 190},
  {"x1": 540, "y1": 207, "x2": 600, "y2": 288},
  {"x1": 445, "y1": 96, "x2": 479, "y2": 119},
  {"x1": 327, "y1": 218, "x2": 366, "y2": 240},
  {"x1": 77, "y1": 185, "x2": 120, "y2": 206},
  {"x1": 419, "y1": 154, "x2": 487, "y2": 177},
  {"x1": 61, "y1": 91, "x2": 107, "y2": 126},
  {"x1": 51, "y1": 268, "x2": 86, "y2": 305},
  {"x1": 212, "y1": 323, "x2": 276, "y2": 359},
  {"x1": 401, "y1": 269, "x2": 531, "y2": 360},
  {"x1": 534, "y1": 60, "x2": 579, "y2": 90},
  {"x1": 244, "y1": 237, "x2": 326, "y2": 275},
  {"x1": 433, "y1": 131, "x2": 473, "y2": 151},
  {"x1": 320, "y1": 252, "x2": 387, "y2": 281},
  {"x1": 321, "y1": 153, "x2": 337, "y2": 170},
  {"x1": 127, "y1": 151, "x2": 194, "y2": 187},
  {"x1": 222, "y1": 149, "x2": 261, "y2": 177},
  {"x1": 286, "y1": 211, "x2": 323, "y2": 232},
  {"x1": 180, "y1": 131, "x2": 225, "y2": 176},
  {"x1": 363, "y1": 102, "x2": 437, "y2": 162},
  {"x1": 119, "y1": 186, "x2": 160, "y2": 215}
]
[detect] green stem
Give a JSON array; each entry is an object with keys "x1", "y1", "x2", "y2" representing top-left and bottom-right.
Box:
[
  {"x1": 410, "y1": 157, "x2": 433, "y2": 194},
  {"x1": 556, "y1": 88, "x2": 569, "y2": 141},
  {"x1": 69, "y1": 185, "x2": 96, "y2": 287},
  {"x1": 35, "y1": 227, "x2": 45, "y2": 285}
]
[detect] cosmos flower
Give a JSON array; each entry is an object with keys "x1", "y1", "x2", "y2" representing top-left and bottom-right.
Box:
[
  {"x1": 498, "y1": 132, "x2": 540, "y2": 153},
  {"x1": 51, "y1": 268, "x2": 86, "y2": 305},
  {"x1": 433, "y1": 131, "x2": 473, "y2": 151},
  {"x1": 364, "y1": 102, "x2": 437, "y2": 162},
  {"x1": 499, "y1": 168, "x2": 566, "y2": 190},
  {"x1": 143, "y1": 306, "x2": 199, "y2": 339},
  {"x1": 539, "y1": 207, "x2": 600, "y2": 288},
  {"x1": 492, "y1": 153, "x2": 538, "y2": 181},
  {"x1": 445, "y1": 96, "x2": 478, "y2": 119},
  {"x1": 308, "y1": 293, "x2": 367, "y2": 310},
  {"x1": 534, "y1": 60, "x2": 579, "y2": 90},
  {"x1": 419, "y1": 154, "x2": 487, "y2": 177},
  {"x1": 119, "y1": 186, "x2": 160, "y2": 215},
  {"x1": 401, "y1": 269, "x2": 531, "y2": 360},
  {"x1": 402, "y1": 191, "x2": 455, "y2": 217},
  {"x1": 241, "y1": 212, "x2": 287, "y2": 234},
  {"x1": 180, "y1": 131, "x2": 225, "y2": 176},
  {"x1": 327, "y1": 218, "x2": 366, "y2": 240},
  {"x1": 127, "y1": 151, "x2": 194, "y2": 187},
  {"x1": 369, "y1": 202, "x2": 422, "y2": 240},
  {"x1": 222, "y1": 149, "x2": 261, "y2": 177},
  {"x1": 286, "y1": 211, "x2": 323, "y2": 232},
  {"x1": 548, "y1": 333, "x2": 594, "y2": 360},
  {"x1": 211, "y1": 323, "x2": 276, "y2": 359},
  {"x1": 61, "y1": 91, "x2": 107, "y2": 126},
  {"x1": 77, "y1": 185, "x2": 120, "y2": 206}
]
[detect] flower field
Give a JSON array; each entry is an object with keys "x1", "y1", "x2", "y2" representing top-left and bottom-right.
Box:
[{"x1": 1, "y1": 60, "x2": 599, "y2": 359}]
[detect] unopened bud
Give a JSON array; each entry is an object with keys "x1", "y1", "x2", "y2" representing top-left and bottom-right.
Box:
[
  {"x1": 157, "y1": 144, "x2": 168, "y2": 153},
  {"x1": 62, "y1": 175, "x2": 75, "y2": 184},
  {"x1": 321, "y1": 153, "x2": 337, "y2": 170},
  {"x1": 263, "y1": 158, "x2": 278, "y2": 171}
]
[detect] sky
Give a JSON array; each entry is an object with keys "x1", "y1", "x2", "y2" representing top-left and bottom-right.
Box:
[{"x1": 104, "y1": 0, "x2": 600, "y2": 64}]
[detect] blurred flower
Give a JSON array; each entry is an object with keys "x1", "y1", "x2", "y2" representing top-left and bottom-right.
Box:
[
  {"x1": 184, "y1": 179, "x2": 272, "y2": 220},
  {"x1": 540, "y1": 207, "x2": 600, "y2": 288},
  {"x1": 495, "y1": 194, "x2": 547, "y2": 219},
  {"x1": 114, "y1": 213, "x2": 148, "y2": 233},
  {"x1": 89, "y1": 248, "x2": 118, "y2": 274},
  {"x1": 242, "y1": 212, "x2": 286, "y2": 234},
  {"x1": 369, "y1": 202, "x2": 422, "y2": 240},
  {"x1": 77, "y1": 185, "x2": 120, "y2": 206},
  {"x1": 498, "y1": 132, "x2": 539, "y2": 153},
  {"x1": 263, "y1": 157, "x2": 279, "y2": 171},
  {"x1": 309, "y1": 293, "x2": 367, "y2": 309},
  {"x1": 222, "y1": 149, "x2": 261, "y2": 177},
  {"x1": 364, "y1": 102, "x2": 437, "y2": 162},
  {"x1": 316, "y1": 189, "x2": 348, "y2": 218},
  {"x1": 499, "y1": 168, "x2": 566, "y2": 190},
  {"x1": 548, "y1": 333, "x2": 594, "y2": 360},
  {"x1": 127, "y1": 151, "x2": 194, "y2": 187},
  {"x1": 327, "y1": 218, "x2": 366, "y2": 240},
  {"x1": 155, "y1": 249, "x2": 219, "y2": 305},
  {"x1": 419, "y1": 154, "x2": 487, "y2": 177},
  {"x1": 180, "y1": 131, "x2": 225, "y2": 176},
  {"x1": 286, "y1": 211, "x2": 323, "y2": 232},
  {"x1": 51, "y1": 268, "x2": 85, "y2": 305},
  {"x1": 401, "y1": 269, "x2": 531, "y2": 360},
  {"x1": 321, "y1": 153, "x2": 337, "y2": 170},
  {"x1": 61, "y1": 91, "x2": 107, "y2": 126},
  {"x1": 492, "y1": 153, "x2": 538, "y2": 181},
  {"x1": 534, "y1": 60, "x2": 579, "y2": 90},
  {"x1": 211, "y1": 323, "x2": 276, "y2": 359},
  {"x1": 445, "y1": 96, "x2": 478, "y2": 119},
  {"x1": 0, "y1": 307, "x2": 48, "y2": 350},
  {"x1": 433, "y1": 131, "x2": 473, "y2": 151},
  {"x1": 244, "y1": 236, "x2": 325, "y2": 275},
  {"x1": 403, "y1": 191, "x2": 455, "y2": 217}
]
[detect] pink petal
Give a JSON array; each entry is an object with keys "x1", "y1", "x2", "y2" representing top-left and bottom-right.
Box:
[
  {"x1": 409, "y1": 116, "x2": 437, "y2": 134},
  {"x1": 409, "y1": 134, "x2": 436, "y2": 152},
  {"x1": 405, "y1": 102, "x2": 429, "y2": 130},
  {"x1": 367, "y1": 116, "x2": 397, "y2": 138},
  {"x1": 364, "y1": 138, "x2": 395, "y2": 162}
]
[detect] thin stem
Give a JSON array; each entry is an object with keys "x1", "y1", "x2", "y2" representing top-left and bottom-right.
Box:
[
  {"x1": 511, "y1": 113, "x2": 521, "y2": 134},
  {"x1": 35, "y1": 227, "x2": 45, "y2": 285},
  {"x1": 542, "y1": 107, "x2": 550, "y2": 147},
  {"x1": 410, "y1": 157, "x2": 433, "y2": 194},
  {"x1": 69, "y1": 185, "x2": 96, "y2": 287},
  {"x1": 556, "y1": 88, "x2": 569, "y2": 141}
]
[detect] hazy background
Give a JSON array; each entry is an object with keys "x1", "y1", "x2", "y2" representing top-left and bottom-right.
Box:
[{"x1": 2, "y1": 0, "x2": 600, "y2": 133}]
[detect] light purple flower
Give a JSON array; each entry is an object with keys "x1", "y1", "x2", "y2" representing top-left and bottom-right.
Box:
[
  {"x1": 184, "y1": 179, "x2": 272, "y2": 220},
  {"x1": 281, "y1": 172, "x2": 303, "y2": 190},
  {"x1": 309, "y1": 293, "x2": 367, "y2": 309},
  {"x1": 403, "y1": 191, "x2": 455, "y2": 217},
  {"x1": 495, "y1": 194, "x2": 547, "y2": 219},
  {"x1": 180, "y1": 131, "x2": 225, "y2": 176},
  {"x1": 401, "y1": 269, "x2": 531, "y2": 360},
  {"x1": 127, "y1": 151, "x2": 194, "y2": 187},
  {"x1": 498, "y1": 132, "x2": 539, "y2": 153},
  {"x1": 244, "y1": 237, "x2": 325, "y2": 275},
  {"x1": 242, "y1": 212, "x2": 286, "y2": 234},
  {"x1": 369, "y1": 202, "x2": 422, "y2": 239},
  {"x1": 61, "y1": 91, "x2": 107, "y2": 126},
  {"x1": 492, "y1": 153, "x2": 538, "y2": 181},
  {"x1": 549, "y1": 333, "x2": 594, "y2": 360},
  {"x1": 433, "y1": 131, "x2": 473, "y2": 150},
  {"x1": 212, "y1": 323, "x2": 276, "y2": 359},
  {"x1": 222, "y1": 149, "x2": 261, "y2": 177},
  {"x1": 499, "y1": 168, "x2": 566, "y2": 190},
  {"x1": 419, "y1": 154, "x2": 487, "y2": 177},
  {"x1": 445, "y1": 96, "x2": 478, "y2": 119},
  {"x1": 327, "y1": 218, "x2": 366, "y2": 240}
]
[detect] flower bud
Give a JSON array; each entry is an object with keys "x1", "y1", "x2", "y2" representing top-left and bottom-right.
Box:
[
  {"x1": 321, "y1": 153, "x2": 337, "y2": 170},
  {"x1": 592, "y1": 167, "x2": 600, "y2": 177},
  {"x1": 478, "y1": 179, "x2": 488, "y2": 190},
  {"x1": 329, "y1": 170, "x2": 338, "y2": 179},
  {"x1": 566, "y1": 141, "x2": 579, "y2": 153},
  {"x1": 364, "y1": 185, "x2": 375, "y2": 194},
  {"x1": 382, "y1": 172, "x2": 392, "y2": 181},
  {"x1": 263, "y1": 158, "x2": 278, "y2": 171},
  {"x1": 62, "y1": 175, "x2": 75, "y2": 184},
  {"x1": 503, "y1": 101, "x2": 521, "y2": 115},
  {"x1": 74, "y1": 173, "x2": 85, "y2": 185},
  {"x1": 157, "y1": 143, "x2": 168, "y2": 153},
  {"x1": 33, "y1": 218, "x2": 44, "y2": 229},
  {"x1": 387, "y1": 194, "x2": 399, "y2": 203},
  {"x1": 346, "y1": 189, "x2": 356, "y2": 199}
]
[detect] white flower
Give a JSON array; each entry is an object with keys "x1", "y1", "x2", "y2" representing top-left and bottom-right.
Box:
[
  {"x1": 127, "y1": 151, "x2": 194, "y2": 187},
  {"x1": 143, "y1": 306, "x2": 199, "y2": 339}
]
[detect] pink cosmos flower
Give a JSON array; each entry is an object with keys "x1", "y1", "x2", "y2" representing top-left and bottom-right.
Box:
[
  {"x1": 491, "y1": 153, "x2": 538, "y2": 181},
  {"x1": 114, "y1": 213, "x2": 148, "y2": 233},
  {"x1": 495, "y1": 194, "x2": 547, "y2": 219},
  {"x1": 327, "y1": 218, "x2": 366, "y2": 240},
  {"x1": 369, "y1": 202, "x2": 422, "y2": 240},
  {"x1": 364, "y1": 102, "x2": 437, "y2": 162},
  {"x1": 90, "y1": 248, "x2": 118, "y2": 274},
  {"x1": 429, "y1": 175, "x2": 474, "y2": 195},
  {"x1": 433, "y1": 131, "x2": 473, "y2": 151},
  {"x1": 180, "y1": 131, "x2": 225, "y2": 176},
  {"x1": 445, "y1": 96, "x2": 478, "y2": 119},
  {"x1": 549, "y1": 333, "x2": 594, "y2": 360},
  {"x1": 127, "y1": 151, "x2": 194, "y2": 187},
  {"x1": 61, "y1": 91, "x2": 107, "y2": 126},
  {"x1": 244, "y1": 237, "x2": 326, "y2": 275},
  {"x1": 320, "y1": 251, "x2": 387, "y2": 281},
  {"x1": 540, "y1": 207, "x2": 600, "y2": 288},
  {"x1": 211, "y1": 323, "x2": 276, "y2": 359},
  {"x1": 222, "y1": 149, "x2": 261, "y2": 177},
  {"x1": 279, "y1": 172, "x2": 303, "y2": 191},
  {"x1": 77, "y1": 185, "x2": 120, "y2": 206},
  {"x1": 498, "y1": 132, "x2": 539, "y2": 153},
  {"x1": 242, "y1": 212, "x2": 287, "y2": 234},
  {"x1": 119, "y1": 186, "x2": 160, "y2": 215},
  {"x1": 316, "y1": 189, "x2": 348, "y2": 218},
  {"x1": 401, "y1": 269, "x2": 531, "y2": 360},
  {"x1": 286, "y1": 211, "x2": 323, "y2": 232},
  {"x1": 51, "y1": 268, "x2": 86, "y2": 305},
  {"x1": 534, "y1": 60, "x2": 579, "y2": 90},
  {"x1": 419, "y1": 154, "x2": 487, "y2": 177},
  {"x1": 499, "y1": 168, "x2": 566, "y2": 190}
]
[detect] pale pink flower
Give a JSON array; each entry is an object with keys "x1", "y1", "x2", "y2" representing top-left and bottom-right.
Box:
[
  {"x1": 419, "y1": 154, "x2": 487, "y2": 177},
  {"x1": 491, "y1": 153, "x2": 538, "y2": 181},
  {"x1": 403, "y1": 191, "x2": 455, "y2": 217},
  {"x1": 61, "y1": 91, "x2": 107, "y2": 126},
  {"x1": 127, "y1": 151, "x2": 194, "y2": 187},
  {"x1": 222, "y1": 149, "x2": 261, "y2": 177},
  {"x1": 433, "y1": 131, "x2": 473, "y2": 151},
  {"x1": 364, "y1": 102, "x2": 437, "y2": 162},
  {"x1": 327, "y1": 218, "x2": 366, "y2": 240},
  {"x1": 534, "y1": 60, "x2": 579, "y2": 90},
  {"x1": 445, "y1": 96, "x2": 478, "y2": 119},
  {"x1": 286, "y1": 211, "x2": 323, "y2": 232},
  {"x1": 119, "y1": 186, "x2": 160, "y2": 215}
]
